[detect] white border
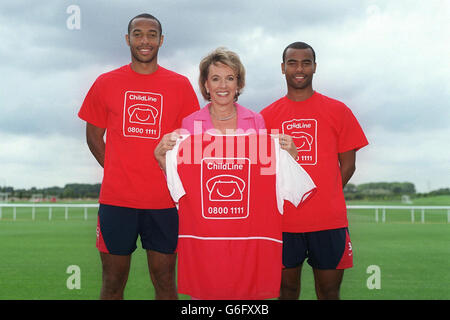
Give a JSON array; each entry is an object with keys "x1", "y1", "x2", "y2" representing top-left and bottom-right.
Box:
[
  {"x1": 201, "y1": 157, "x2": 251, "y2": 219},
  {"x1": 281, "y1": 118, "x2": 317, "y2": 165},
  {"x1": 122, "y1": 90, "x2": 163, "y2": 139}
]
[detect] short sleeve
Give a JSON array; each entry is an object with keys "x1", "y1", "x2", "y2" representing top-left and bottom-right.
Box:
[
  {"x1": 259, "y1": 108, "x2": 271, "y2": 128},
  {"x1": 177, "y1": 79, "x2": 200, "y2": 125},
  {"x1": 78, "y1": 78, "x2": 108, "y2": 128},
  {"x1": 275, "y1": 139, "x2": 316, "y2": 214},
  {"x1": 165, "y1": 135, "x2": 190, "y2": 203},
  {"x1": 338, "y1": 107, "x2": 368, "y2": 153}
]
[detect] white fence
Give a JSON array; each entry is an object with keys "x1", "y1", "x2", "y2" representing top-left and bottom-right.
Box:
[
  {"x1": 0, "y1": 204, "x2": 449, "y2": 223},
  {"x1": 0, "y1": 203, "x2": 98, "y2": 221},
  {"x1": 347, "y1": 205, "x2": 450, "y2": 223}
]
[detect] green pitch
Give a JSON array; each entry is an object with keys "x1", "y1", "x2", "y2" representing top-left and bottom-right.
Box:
[{"x1": 0, "y1": 200, "x2": 448, "y2": 300}]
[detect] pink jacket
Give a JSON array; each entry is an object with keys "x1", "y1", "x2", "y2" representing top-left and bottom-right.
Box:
[{"x1": 181, "y1": 103, "x2": 266, "y2": 134}]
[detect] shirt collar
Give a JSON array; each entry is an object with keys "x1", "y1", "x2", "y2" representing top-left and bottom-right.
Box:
[{"x1": 193, "y1": 103, "x2": 254, "y2": 121}]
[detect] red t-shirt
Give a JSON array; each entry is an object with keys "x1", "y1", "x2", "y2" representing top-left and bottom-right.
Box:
[
  {"x1": 166, "y1": 133, "x2": 316, "y2": 299},
  {"x1": 78, "y1": 64, "x2": 200, "y2": 209},
  {"x1": 261, "y1": 92, "x2": 368, "y2": 232}
]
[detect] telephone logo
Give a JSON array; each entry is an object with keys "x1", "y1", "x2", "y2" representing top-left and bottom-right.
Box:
[
  {"x1": 123, "y1": 91, "x2": 163, "y2": 139},
  {"x1": 290, "y1": 131, "x2": 313, "y2": 151},
  {"x1": 206, "y1": 175, "x2": 246, "y2": 202},
  {"x1": 282, "y1": 119, "x2": 317, "y2": 165},
  {"x1": 128, "y1": 104, "x2": 158, "y2": 125},
  {"x1": 201, "y1": 158, "x2": 250, "y2": 219}
]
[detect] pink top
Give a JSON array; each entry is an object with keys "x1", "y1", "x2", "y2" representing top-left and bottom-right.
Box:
[{"x1": 181, "y1": 103, "x2": 266, "y2": 134}]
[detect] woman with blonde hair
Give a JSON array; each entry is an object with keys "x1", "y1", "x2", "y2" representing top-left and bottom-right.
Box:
[
  {"x1": 155, "y1": 47, "x2": 297, "y2": 167},
  {"x1": 181, "y1": 47, "x2": 264, "y2": 134},
  {"x1": 153, "y1": 48, "x2": 312, "y2": 300}
]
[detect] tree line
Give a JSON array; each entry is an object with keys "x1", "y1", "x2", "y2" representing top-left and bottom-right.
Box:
[
  {"x1": 1, "y1": 182, "x2": 449, "y2": 201},
  {"x1": 344, "y1": 182, "x2": 450, "y2": 200},
  {"x1": 0, "y1": 183, "x2": 101, "y2": 200}
]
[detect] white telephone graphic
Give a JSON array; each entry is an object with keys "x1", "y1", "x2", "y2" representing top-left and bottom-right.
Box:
[
  {"x1": 206, "y1": 175, "x2": 245, "y2": 202},
  {"x1": 291, "y1": 131, "x2": 313, "y2": 151},
  {"x1": 128, "y1": 104, "x2": 158, "y2": 125}
]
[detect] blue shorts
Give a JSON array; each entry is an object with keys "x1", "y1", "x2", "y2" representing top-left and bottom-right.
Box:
[
  {"x1": 96, "y1": 204, "x2": 179, "y2": 255},
  {"x1": 282, "y1": 227, "x2": 353, "y2": 269}
]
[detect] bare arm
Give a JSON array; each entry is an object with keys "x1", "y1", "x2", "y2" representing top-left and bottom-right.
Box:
[
  {"x1": 338, "y1": 149, "x2": 356, "y2": 188},
  {"x1": 86, "y1": 122, "x2": 106, "y2": 168}
]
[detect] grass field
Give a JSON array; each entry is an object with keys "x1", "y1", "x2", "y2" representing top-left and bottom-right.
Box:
[{"x1": 0, "y1": 196, "x2": 449, "y2": 300}]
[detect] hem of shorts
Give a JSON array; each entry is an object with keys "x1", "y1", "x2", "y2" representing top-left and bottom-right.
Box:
[
  {"x1": 308, "y1": 263, "x2": 353, "y2": 270},
  {"x1": 284, "y1": 261, "x2": 353, "y2": 270},
  {"x1": 336, "y1": 263, "x2": 353, "y2": 270},
  {"x1": 99, "y1": 198, "x2": 175, "y2": 210},
  {"x1": 142, "y1": 246, "x2": 177, "y2": 254},
  {"x1": 282, "y1": 224, "x2": 349, "y2": 233},
  {"x1": 282, "y1": 262, "x2": 303, "y2": 269},
  {"x1": 96, "y1": 245, "x2": 136, "y2": 256}
]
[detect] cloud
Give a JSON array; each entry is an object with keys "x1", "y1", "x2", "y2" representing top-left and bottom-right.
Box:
[
  {"x1": 0, "y1": 0, "x2": 448, "y2": 192},
  {"x1": 0, "y1": 132, "x2": 102, "y2": 189},
  {"x1": 353, "y1": 125, "x2": 450, "y2": 192},
  {"x1": 0, "y1": 64, "x2": 114, "y2": 138}
]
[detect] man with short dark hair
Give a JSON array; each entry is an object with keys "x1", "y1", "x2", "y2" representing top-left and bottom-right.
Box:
[
  {"x1": 78, "y1": 13, "x2": 199, "y2": 299},
  {"x1": 261, "y1": 41, "x2": 368, "y2": 300}
]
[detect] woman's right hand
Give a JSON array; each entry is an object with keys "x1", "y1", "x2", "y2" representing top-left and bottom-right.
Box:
[{"x1": 154, "y1": 131, "x2": 180, "y2": 171}]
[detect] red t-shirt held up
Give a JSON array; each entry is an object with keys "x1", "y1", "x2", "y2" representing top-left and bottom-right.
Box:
[
  {"x1": 166, "y1": 133, "x2": 316, "y2": 299},
  {"x1": 78, "y1": 64, "x2": 200, "y2": 209},
  {"x1": 261, "y1": 92, "x2": 368, "y2": 232}
]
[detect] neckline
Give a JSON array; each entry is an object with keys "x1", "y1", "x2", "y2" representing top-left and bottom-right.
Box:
[
  {"x1": 285, "y1": 91, "x2": 317, "y2": 103},
  {"x1": 126, "y1": 63, "x2": 161, "y2": 77}
]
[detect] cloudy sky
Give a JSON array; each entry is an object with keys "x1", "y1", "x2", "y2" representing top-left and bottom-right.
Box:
[{"x1": 0, "y1": 0, "x2": 449, "y2": 193}]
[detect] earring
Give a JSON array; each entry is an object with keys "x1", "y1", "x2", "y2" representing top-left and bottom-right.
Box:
[{"x1": 234, "y1": 90, "x2": 240, "y2": 101}]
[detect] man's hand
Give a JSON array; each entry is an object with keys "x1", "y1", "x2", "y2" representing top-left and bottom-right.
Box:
[{"x1": 154, "y1": 131, "x2": 180, "y2": 172}]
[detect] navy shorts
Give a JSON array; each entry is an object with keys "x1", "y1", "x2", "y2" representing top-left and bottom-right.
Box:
[
  {"x1": 96, "y1": 204, "x2": 179, "y2": 255},
  {"x1": 282, "y1": 227, "x2": 353, "y2": 269}
]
